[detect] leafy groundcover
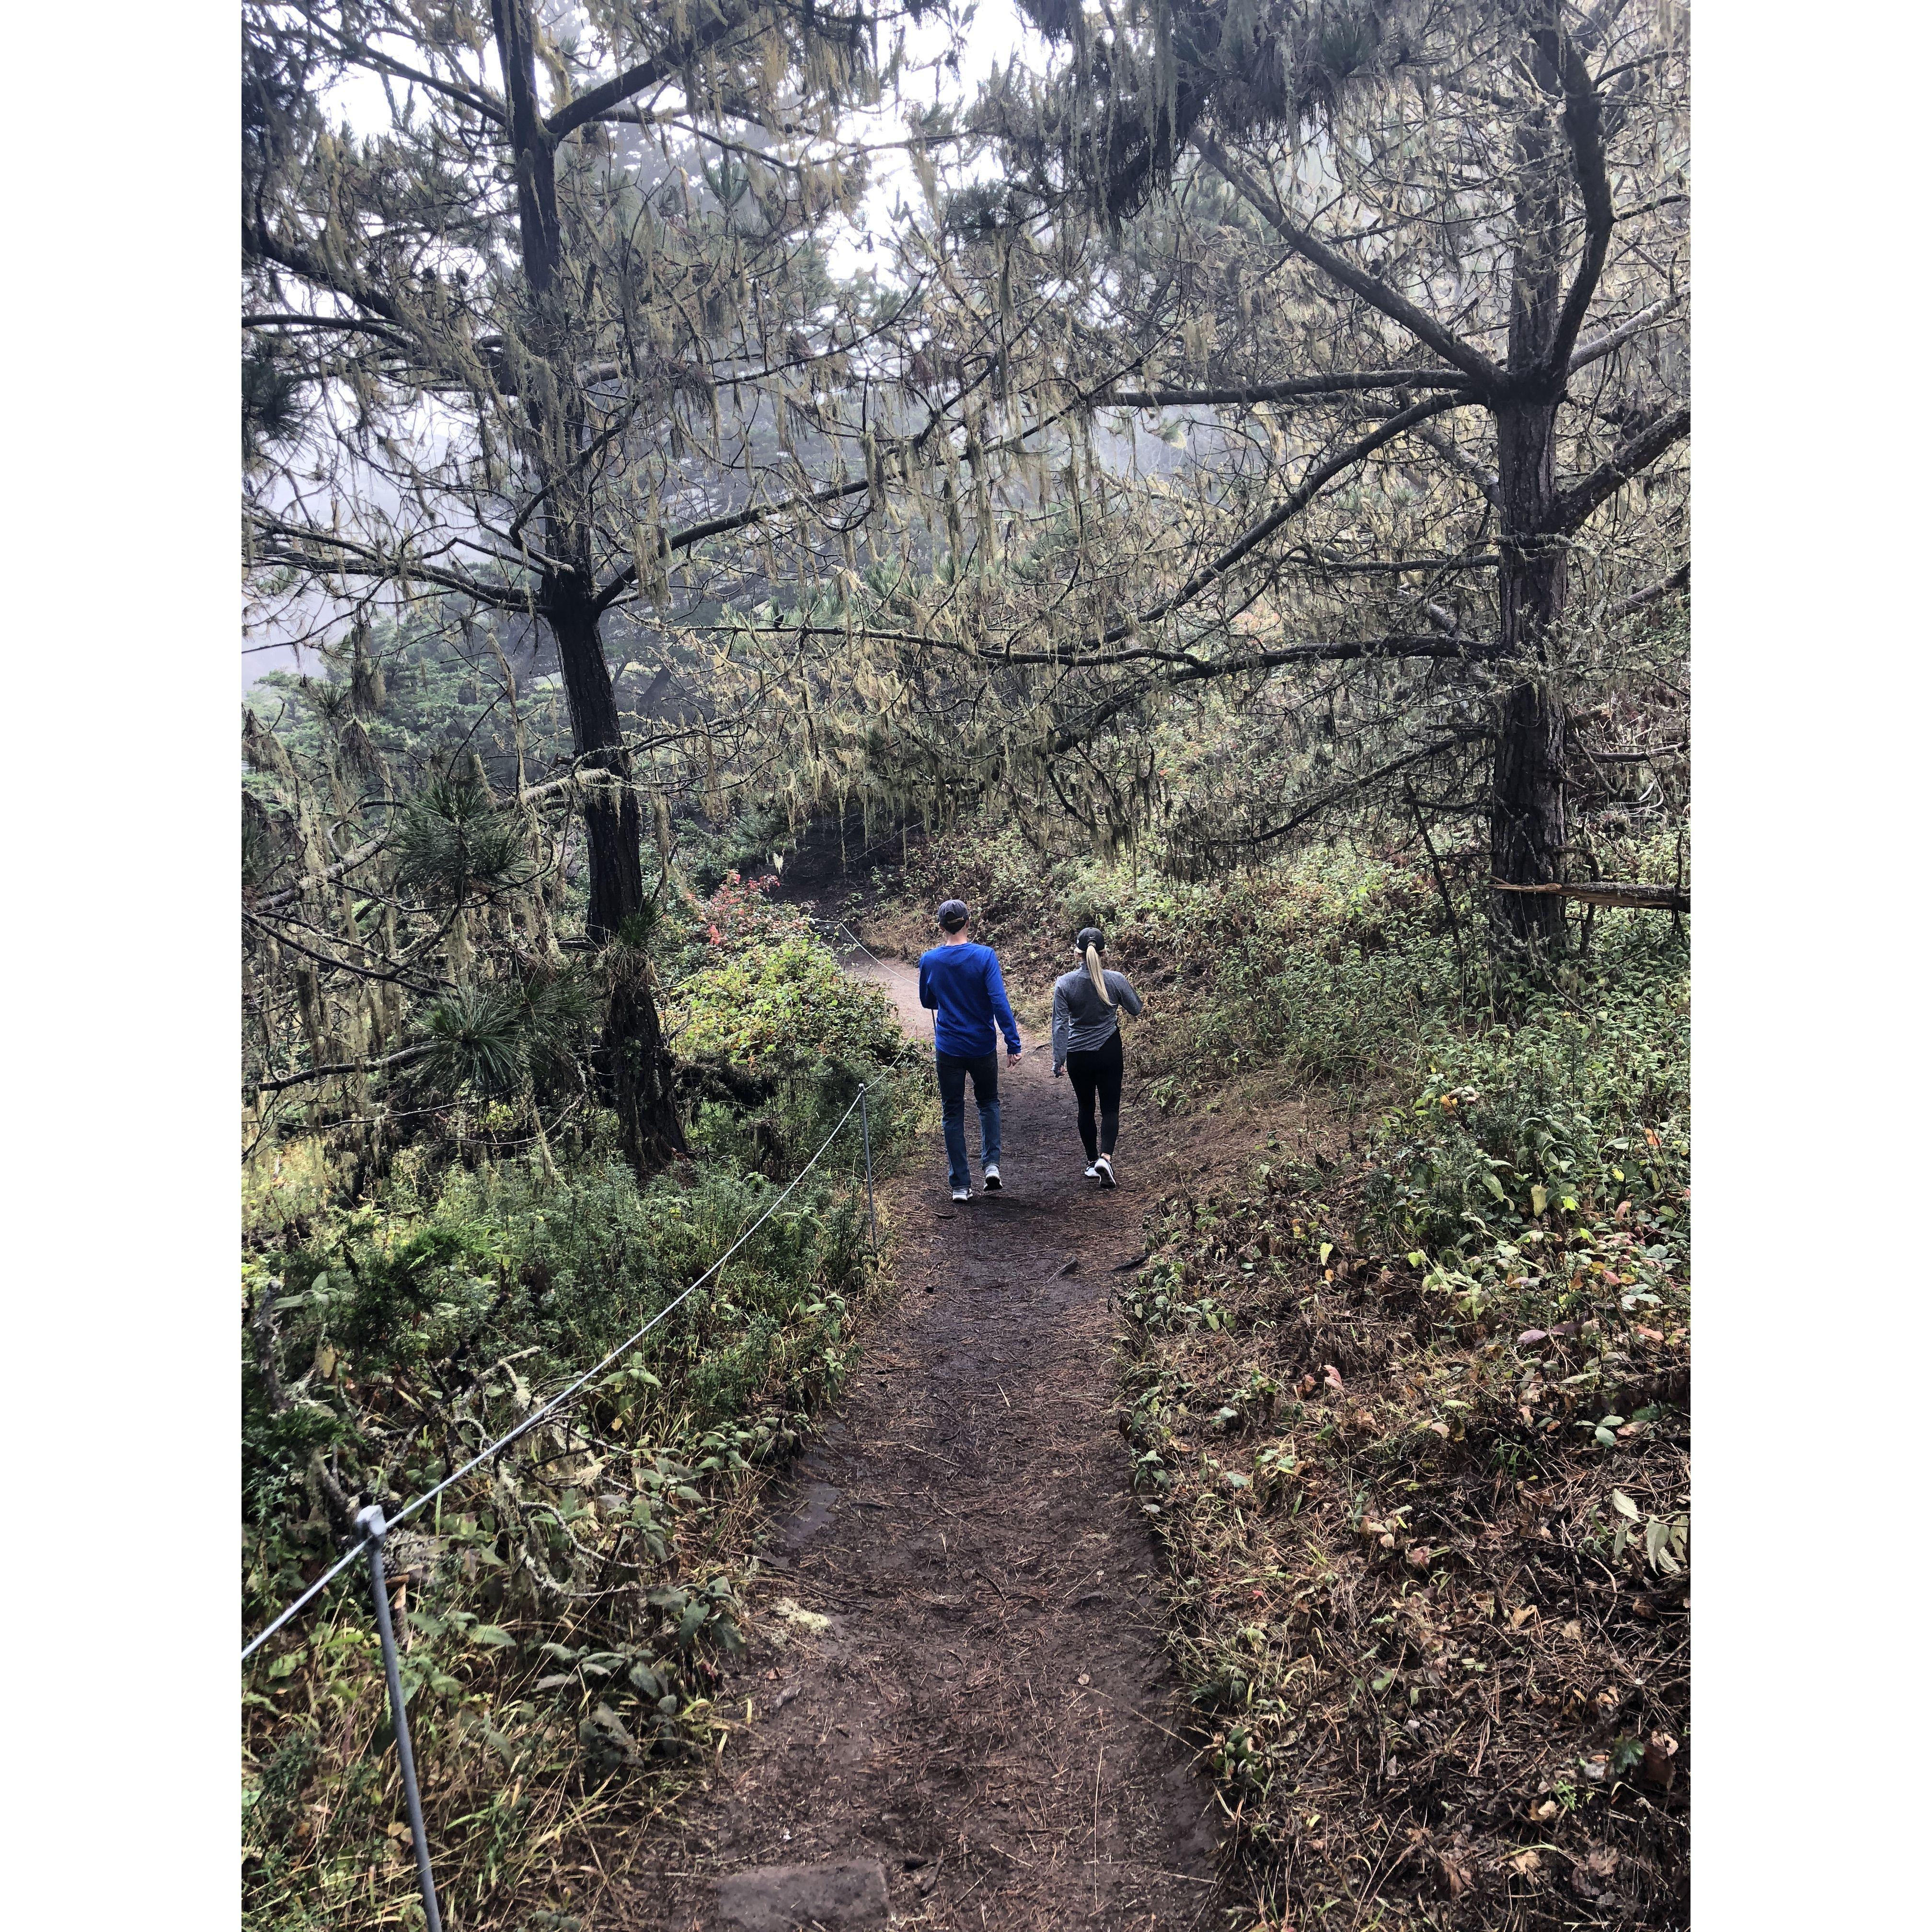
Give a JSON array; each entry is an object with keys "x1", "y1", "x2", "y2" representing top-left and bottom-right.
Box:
[
  {"x1": 242, "y1": 895, "x2": 926, "y2": 1930},
  {"x1": 1117, "y1": 940, "x2": 1689, "y2": 1930}
]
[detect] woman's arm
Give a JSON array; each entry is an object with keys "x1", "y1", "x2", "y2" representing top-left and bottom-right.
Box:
[
  {"x1": 1111, "y1": 973, "x2": 1144, "y2": 1017},
  {"x1": 1051, "y1": 982, "x2": 1070, "y2": 1074}
]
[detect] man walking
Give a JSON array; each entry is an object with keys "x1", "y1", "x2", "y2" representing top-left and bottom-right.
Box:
[{"x1": 918, "y1": 898, "x2": 1022, "y2": 1201}]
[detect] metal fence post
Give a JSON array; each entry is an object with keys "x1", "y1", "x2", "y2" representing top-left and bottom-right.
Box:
[
  {"x1": 357, "y1": 1505, "x2": 445, "y2": 1932},
  {"x1": 859, "y1": 1085, "x2": 877, "y2": 1251}
]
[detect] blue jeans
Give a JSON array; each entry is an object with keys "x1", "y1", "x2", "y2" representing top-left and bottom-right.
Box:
[{"x1": 935, "y1": 1050, "x2": 1000, "y2": 1191}]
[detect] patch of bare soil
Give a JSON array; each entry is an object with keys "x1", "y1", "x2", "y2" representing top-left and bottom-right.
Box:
[{"x1": 608, "y1": 957, "x2": 1289, "y2": 1932}]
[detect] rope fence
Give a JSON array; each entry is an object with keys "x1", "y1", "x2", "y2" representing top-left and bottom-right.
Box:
[
  {"x1": 241, "y1": 1082, "x2": 882, "y2": 1930},
  {"x1": 809, "y1": 912, "x2": 888, "y2": 970}
]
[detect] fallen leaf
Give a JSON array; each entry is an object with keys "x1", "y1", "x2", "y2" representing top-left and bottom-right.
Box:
[
  {"x1": 1640, "y1": 1731, "x2": 1679, "y2": 1790},
  {"x1": 1518, "y1": 1329, "x2": 1548, "y2": 1346},
  {"x1": 1427, "y1": 1420, "x2": 1450, "y2": 1438},
  {"x1": 1562, "y1": 1620, "x2": 1582, "y2": 1641},
  {"x1": 1077, "y1": 1673, "x2": 1090, "y2": 1686},
  {"x1": 1323, "y1": 1364, "x2": 1346, "y2": 1393},
  {"x1": 1510, "y1": 1606, "x2": 1538, "y2": 1629}
]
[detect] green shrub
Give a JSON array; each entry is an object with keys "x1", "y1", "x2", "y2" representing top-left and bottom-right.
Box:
[
  {"x1": 243, "y1": 898, "x2": 922, "y2": 1929},
  {"x1": 1361, "y1": 920, "x2": 1690, "y2": 1290},
  {"x1": 666, "y1": 875, "x2": 927, "y2": 1175}
]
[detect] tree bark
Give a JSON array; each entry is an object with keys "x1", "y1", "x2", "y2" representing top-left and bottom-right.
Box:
[
  {"x1": 549, "y1": 581, "x2": 686, "y2": 1172},
  {"x1": 1489, "y1": 398, "x2": 1569, "y2": 960}
]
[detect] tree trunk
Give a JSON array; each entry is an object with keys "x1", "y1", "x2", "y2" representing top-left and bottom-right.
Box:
[
  {"x1": 1487, "y1": 27, "x2": 1573, "y2": 966},
  {"x1": 1489, "y1": 396, "x2": 1569, "y2": 961},
  {"x1": 494, "y1": 0, "x2": 686, "y2": 1178},
  {"x1": 550, "y1": 585, "x2": 645, "y2": 944},
  {"x1": 549, "y1": 584, "x2": 686, "y2": 1174}
]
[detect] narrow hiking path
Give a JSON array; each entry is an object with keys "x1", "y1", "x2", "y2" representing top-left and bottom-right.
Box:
[{"x1": 613, "y1": 954, "x2": 1227, "y2": 1932}]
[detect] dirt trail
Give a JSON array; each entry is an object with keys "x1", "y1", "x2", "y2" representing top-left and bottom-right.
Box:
[{"x1": 615, "y1": 954, "x2": 1223, "y2": 1932}]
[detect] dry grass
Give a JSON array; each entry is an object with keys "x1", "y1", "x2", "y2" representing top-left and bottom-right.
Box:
[{"x1": 1117, "y1": 1153, "x2": 1690, "y2": 1931}]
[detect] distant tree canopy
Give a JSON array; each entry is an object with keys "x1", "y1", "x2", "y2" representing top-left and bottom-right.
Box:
[{"x1": 733, "y1": 0, "x2": 1688, "y2": 954}]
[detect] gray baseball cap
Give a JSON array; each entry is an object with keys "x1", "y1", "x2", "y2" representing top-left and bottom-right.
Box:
[{"x1": 936, "y1": 899, "x2": 970, "y2": 931}]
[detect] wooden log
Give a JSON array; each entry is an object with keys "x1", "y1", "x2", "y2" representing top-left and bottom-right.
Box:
[{"x1": 1489, "y1": 878, "x2": 1689, "y2": 913}]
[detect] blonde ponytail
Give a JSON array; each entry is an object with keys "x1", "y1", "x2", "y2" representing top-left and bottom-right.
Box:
[{"x1": 1085, "y1": 942, "x2": 1115, "y2": 1006}]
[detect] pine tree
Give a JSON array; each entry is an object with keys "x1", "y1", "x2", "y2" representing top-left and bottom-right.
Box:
[{"x1": 242, "y1": 0, "x2": 940, "y2": 1170}]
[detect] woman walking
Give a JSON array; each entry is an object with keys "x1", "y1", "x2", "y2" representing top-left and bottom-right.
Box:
[{"x1": 1051, "y1": 927, "x2": 1143, "y2": 1188}]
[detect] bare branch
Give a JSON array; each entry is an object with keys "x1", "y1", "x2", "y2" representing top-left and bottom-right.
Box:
[
  {"x1": 246, "y1": 511, "x2": 536, "y2": 612},
  {"x1": 1104, "y1": 371, "x2": 1473, "y2": 409},
  {"x1": 544, "y1": 7, "x2": 754, "y2": 141},
  {"x1": 244, "y1": 228, "x2": 408, "y2": 328},
  {"x1": 1605, "y1": 562, "x2": 1689, "y2": 621},
  {"x1": 592, "y1": 476, "x2": 872, "y2": 616},
  {"x1": 1550, "y1": 406, "x2": 1689, "y2": 530},
  {"x1": 251, "y1": 833, "x2": 391, "y2": 912},
  {"x1": 1065, "y1": 391, "x2": 1475, "y2": 656},
  {"x1": 1539, "y1": 26, "x2": 1617, "y2": 381},
  {"x1": 249, "y1": 1045, "x2": 435, "y2": 1095},
  {"x1": 1414, "y1": 425, "x2": 1500, "y2": 508},
  {"x1": 1191, "y1": 132, "x2": 1504, "y2": 393},
  {"x1": 1167, "y1": 736, "x2": 1493, "y2": 848},
  {"x1": 1568, "y1": 290, "x2": 1683, "y2": 374}
]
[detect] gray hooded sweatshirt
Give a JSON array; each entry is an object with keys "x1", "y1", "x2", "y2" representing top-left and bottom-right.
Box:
[{"x1": 1051, "y1": 966, "x2": 1143, "y2": 1071}]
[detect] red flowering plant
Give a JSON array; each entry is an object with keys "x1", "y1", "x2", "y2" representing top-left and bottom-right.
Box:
[{"x1": 696, "y1": 870, "x2": 811, "y2": 953}]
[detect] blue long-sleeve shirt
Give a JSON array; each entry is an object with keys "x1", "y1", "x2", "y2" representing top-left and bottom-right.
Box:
[{"x1": 918, "y1": 941, "x2": 1022, "y2": 1058}]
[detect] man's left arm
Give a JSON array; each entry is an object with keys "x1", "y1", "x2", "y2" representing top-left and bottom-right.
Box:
[{"x1": 986, "y1": 954, "x2": 1022, "y2": 1057}]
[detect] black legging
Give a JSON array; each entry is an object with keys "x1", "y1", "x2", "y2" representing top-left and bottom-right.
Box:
[{"x1": 1066, "y1": 1028, "x2": 1124, "y2": 1161}]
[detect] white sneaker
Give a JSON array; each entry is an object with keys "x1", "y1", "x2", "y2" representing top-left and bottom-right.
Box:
[
  {"x1": 1095, "y1": 1154, "x2": 1117, "y2": 1188},
  {"x1": 951, "y1": 1186, "x2": 972, "y2": 1202},
  {"x1": 1083, "y1": 1162, "x2": 1100, "y2": 1178},
  {"x1": 983, "y1": 1166, "x2": 1002, "y2": 1191}
]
